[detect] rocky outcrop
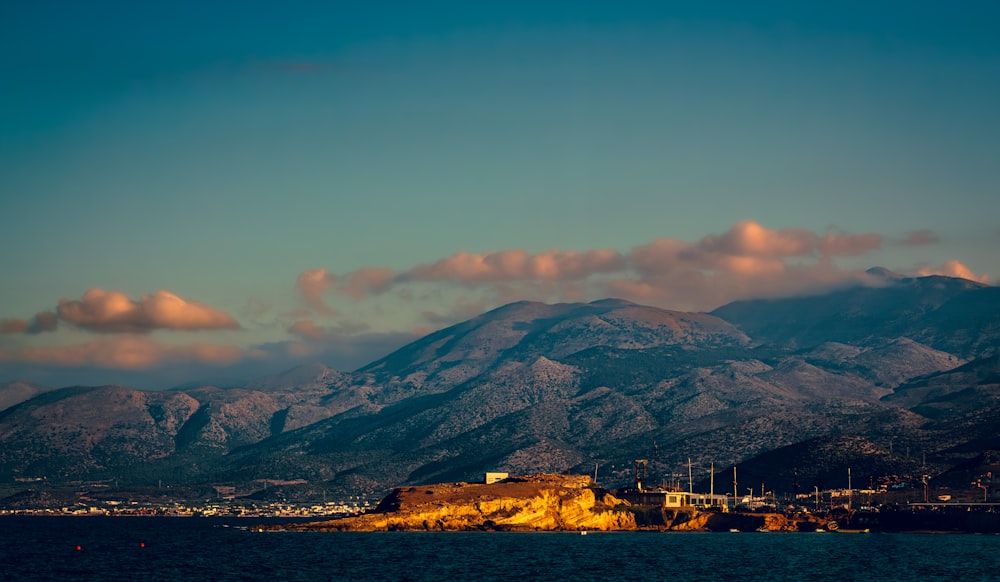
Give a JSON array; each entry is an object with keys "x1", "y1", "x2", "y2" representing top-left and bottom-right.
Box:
[
  {"x1": 668, "y1": 510, "x2": 828, "y2": 532},
  {"x1": 269, "y1": 473, "x2": 830, "y2": 533},
  {"x1": 277, "y1": 474, "x2": 636, "y2": 532}
]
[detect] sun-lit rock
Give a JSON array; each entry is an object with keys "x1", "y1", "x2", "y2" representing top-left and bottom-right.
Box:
[{"x1": 278, "y1": 474, "x2": 637, "y2": 532}]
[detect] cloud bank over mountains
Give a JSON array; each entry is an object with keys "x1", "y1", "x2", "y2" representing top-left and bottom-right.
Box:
[
  {"x1": 0, "y1": 221, "x2": 989, "y2": 385},
  {"x1": 296, "y1": 220, "x2": 985, "y2": 317}
]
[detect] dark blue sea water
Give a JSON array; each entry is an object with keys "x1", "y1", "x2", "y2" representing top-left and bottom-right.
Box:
[{"x1": 1, "y1": 516, "x2": 998, "y2": 581}]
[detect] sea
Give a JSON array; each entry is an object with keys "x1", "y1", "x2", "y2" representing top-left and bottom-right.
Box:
[{"x1": 2, "y1": 516, "x2": 998, "y2": 581}]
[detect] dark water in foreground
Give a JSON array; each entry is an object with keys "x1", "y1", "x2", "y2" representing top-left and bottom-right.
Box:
[{"x1": 1, "y1": 516, "x2": 998, "y2": 581}]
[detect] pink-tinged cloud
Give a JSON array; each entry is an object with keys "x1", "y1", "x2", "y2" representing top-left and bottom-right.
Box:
[
  {"x1": 0, "y1": 312, "x2": 58, "y2": 334},
  {"x1": 294, "y1": 221, "x2": 936, "y2": 313},
  {"x1": 406, "y1": 248, "x2": 625, "y2": 284},
  {"x1": 817, "y1": 231, "x2": 883, "y2": 257},
  {"x1": 288, "y1": 320, "x2": 328, "y2": 342},
  {"x1": 917, "y1": 260, "x2": 989, "y2": 283},
  {"x1": 55, "y1": 289, "x2": 240, "y2": 333},
  {"x1": 611, "y1": 222, "x2": 885, "y2": 308},
  {"x1": 693, "y1": 221, "x2": 882, "y2": 259},
  {"x1": 295, "y1": 266, "x2": 394, "y2": 305},
  {"x1": 295, "y1": 268, "x2": 337, "y2": 314},
  {"x1": 903, "y1": 229, "x2": 940, "y2": 246},
  {"x1": 630, "y1": 238, "x2": 686, "y2": 274},
  {"x1": 608, "y1": 259, "x2": 868, "y2": 311},
  {"x1": 342, "y1": 267, "x2": 396, "y2": 300},
  {"x1": 0, "y1": 319, "x2": 27, "y2": 334},
  {"x1": 0, "y1": 336, "x2": 244, "y2": 370},
  {"x1": 698, "y1": 221, "x2": 817, "y2": 258},
  {"x1": 633, "y1": 236, "x2": 788, "y2": 278}
]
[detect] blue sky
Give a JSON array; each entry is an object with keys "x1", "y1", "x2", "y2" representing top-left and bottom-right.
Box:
[{"x1": 2, "y1": 2, "x2": 998, "y2": 388}]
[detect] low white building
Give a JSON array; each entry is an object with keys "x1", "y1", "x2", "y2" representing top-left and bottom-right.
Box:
[
  {"x1": 620, "y1": 490, "x2": 730, "y2": 509},
  {"x1": 485, "y1": 472, "x2": 509, "y2": 484}
]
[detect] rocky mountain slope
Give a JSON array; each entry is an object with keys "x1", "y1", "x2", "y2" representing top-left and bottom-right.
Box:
[
  {"x1": 0, "y1": 381, "x2": 57, "y2": 413},
  {"x1": 711, "y1": 271, "x2": 1000, "y2": 357},
  {"x1": 0, "y1": 274, "x2": 997, "y2": 503}
]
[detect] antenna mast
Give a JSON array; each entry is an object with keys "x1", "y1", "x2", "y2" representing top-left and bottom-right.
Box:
[
  {"x1": 688, "y1": 458, "x2": 693, "y2": 495},
  {"x1": 733, "y1": 466, "x2": 738, "y2": 510}
]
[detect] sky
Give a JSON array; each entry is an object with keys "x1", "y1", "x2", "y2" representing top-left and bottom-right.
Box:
[{"x1": 2, "y1": 1, "x2": 999, "y2": 388}]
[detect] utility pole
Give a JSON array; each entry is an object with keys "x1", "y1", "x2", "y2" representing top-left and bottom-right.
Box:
[
  {"x1": 974, "y1": 472, "x2": 990, "y2": 502},
  {"x1": 652, "y1": 443, "x2": 659, "y2": 488},
  {"x1": 733, "y1": 466, "x2": 738, "y2": 511},
  {"x1": 710, "y1": 462, "x2": 715, "y2": 501},
  {"x1": 848, "y1": 468, "x2": 852, "y2": 510},
  {"x1": 688, "y1": 458, "x2": 693, "y2": 495}
]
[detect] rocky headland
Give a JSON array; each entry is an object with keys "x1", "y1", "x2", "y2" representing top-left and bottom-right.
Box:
[{"x1": 269, "y1": 474, "x2": 829, "y2": 532}]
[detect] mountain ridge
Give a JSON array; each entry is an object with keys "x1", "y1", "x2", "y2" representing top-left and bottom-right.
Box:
[{"x1": 0, "y1": 274, "x2": 997, "y2": 503}]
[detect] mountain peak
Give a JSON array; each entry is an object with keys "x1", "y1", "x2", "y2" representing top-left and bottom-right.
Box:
[
  {"x1": 588, "y1": 298, "x2": 636, "y2": 307},
  {"x1": 866, "y1": 266, "x2": 904, "y2": 279},
  {"x1": 359, "y1": 298, "x2": 748, "y2": 379}
]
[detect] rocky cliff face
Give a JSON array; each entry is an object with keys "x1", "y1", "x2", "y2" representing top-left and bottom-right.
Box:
[
  {"x1": 271, "y1": 473, "x2": 830, "y2": 533},
  {"x1": 280, "y1": 474, "x2": 636, "y2": 532}
]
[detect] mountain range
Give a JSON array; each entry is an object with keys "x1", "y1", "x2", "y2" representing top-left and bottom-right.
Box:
[{"x1": 1, "y1": 270, "x2": 997, "y2": 502}]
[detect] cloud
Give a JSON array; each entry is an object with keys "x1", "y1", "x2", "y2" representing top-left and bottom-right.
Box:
[
  {"x1": 0, "y1": 312, "x2": 58, "y2": 334},
  {"x1": 295, "y1": 266, "x2": 396, "y2": 307},
  {"x1": 342, "y1": 267, "x2": 396, "y2": 300},
  {"x1": 295, "y1": 268, "x2": 337, "y2": 314},
  {"x1": 691, "y1": 221, "x2": 882, "y2": 260},
  {"x1": 903, "y1": 229, "x2": 940, "y2": 246},
  {"x1": 295, "y1": 221, "x2": 977, "y2": 314},
  {"x1": 697, "y1": 221, "x2": 817, "y2": 258},
  {"x1": 55, "y1": 289, "x2": 240, "y2": 333},
  {"x1": 917, "y1": 260, "x2": 989, "y2": 283},
  {"x1": 405, "y1": 248, "x2": 626, "y2": 284},
  {"x1": 817, "y1": 231, "x2": 883, "y2": 257},
  {"x1": 288, "y1": 320, "x2": 328, "y2": 342},
  {"x1": 0, "y1": 335, "x2": 244, "y2": 370},
  {"x1": 599, "y1": 222, "x2": 882, "y2": 308}
]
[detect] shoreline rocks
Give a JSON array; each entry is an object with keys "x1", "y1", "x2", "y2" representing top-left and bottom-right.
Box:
[{"x1": 267, "y1": 474, "x2": 829, "y2": 533}]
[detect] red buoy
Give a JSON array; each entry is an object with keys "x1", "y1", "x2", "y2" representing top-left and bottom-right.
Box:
[{"x1": 75, "y1": 545, "x2": 82, "y2": 551}]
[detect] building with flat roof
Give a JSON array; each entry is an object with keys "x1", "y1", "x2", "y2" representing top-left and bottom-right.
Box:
[
  {"x1": 619, "y1": 490, "x2": 730, "y2": 509},
  {"x1": 485, "y1": 472, "x2": 509, "y2": 484}
]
